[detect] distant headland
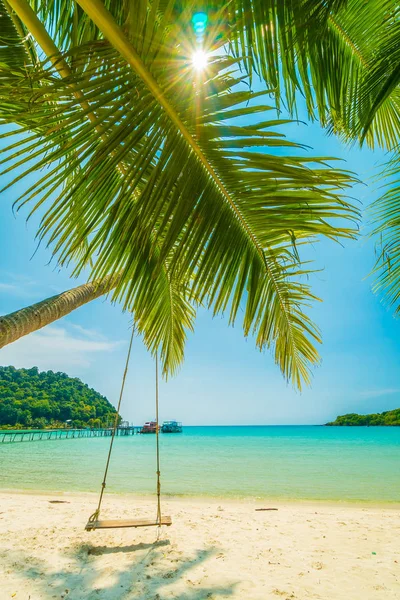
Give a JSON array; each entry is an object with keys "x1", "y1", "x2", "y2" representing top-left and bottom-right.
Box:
[
  {"x1": 326, "y1": 408, "x2": 400, "y2": 426},
  {"x1": 0, "y1": 365, "x2": 118, "y2": 429}
]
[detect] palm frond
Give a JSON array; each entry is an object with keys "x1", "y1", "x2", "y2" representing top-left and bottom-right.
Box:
[
  {"x1": 370, "y1": 152, "x2": 400, "y2": 313},
  {"x1": 1, "y1": 0, "x2": 360, "y2": 387},
  {"x1": 358, "y1": 19, "x2": 400, "y2": 145},
  {"x1": 10, "y1": 0, "x2": 400, "y2": 148},
  {"x1": 220, "y1": 0, "x2": 400, "y2": 151},
  {"x1": 0, "y1": 0, "x2": 30, "y2": 68}
]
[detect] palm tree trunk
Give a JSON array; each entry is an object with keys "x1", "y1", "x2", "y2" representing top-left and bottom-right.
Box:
[{"x1": 0, "y1": 276, "x2": 116, "y2": 349}]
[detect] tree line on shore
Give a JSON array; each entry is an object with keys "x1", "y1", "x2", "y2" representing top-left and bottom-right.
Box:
[
  {"x1": 327, "y1": 409, "x2": 400, "y2": 426},
  {"x1": 0, "y1": 366, "x2": 119, "y2": 429}
]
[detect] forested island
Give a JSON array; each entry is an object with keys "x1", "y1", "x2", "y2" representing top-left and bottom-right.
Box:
[
  {"x1": 327, "y1": 408, "x2": 400, "y2": 426},
  {"x1": 0, "y1": 366, "x2": 119, "y2": 429}
]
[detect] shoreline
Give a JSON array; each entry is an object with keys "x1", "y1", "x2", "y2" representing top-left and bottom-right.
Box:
[{"x1": 1, "y1": 487, "x2": 400, "y2": 510}]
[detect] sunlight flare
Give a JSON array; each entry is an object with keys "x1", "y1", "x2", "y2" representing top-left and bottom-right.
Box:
[{"x1": 192, "y1": 49, "x2": 208, "y2": 72}]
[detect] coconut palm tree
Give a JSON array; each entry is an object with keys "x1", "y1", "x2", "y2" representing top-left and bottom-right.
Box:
[{"x1": 0, "y1": 0, "x2": 362, "y2": 388}]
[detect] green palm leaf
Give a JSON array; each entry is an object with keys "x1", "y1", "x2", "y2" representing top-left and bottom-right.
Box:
[
  {"x1": 370, "y1": 153, "x2": 400, "y2": 313},
  {"x1": 1, "y1": 0, "x2": 359, "y2": 388},
  {"x1": 0, "y1": 0, "x2": 29, "y2": 68},
  {"x1": 358, "y1": 20, "x2": 400, "y2": 144}
]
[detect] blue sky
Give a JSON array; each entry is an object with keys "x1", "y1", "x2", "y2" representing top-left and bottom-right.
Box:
[{"x1": 1, "y1": 108, "x2": 400, "y2": 425}]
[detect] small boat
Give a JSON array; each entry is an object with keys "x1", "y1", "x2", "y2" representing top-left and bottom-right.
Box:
[
  {"x1": 141, "y1": 421, "x2": 157, "y2": 434},
  {"x1": 161, "y1": 420, "x2": 183, "y2": 433}
]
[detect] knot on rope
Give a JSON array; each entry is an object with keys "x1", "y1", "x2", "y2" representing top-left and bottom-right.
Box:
[{"x1": 87, "y1": 509, "x2": 100, "y2": 526}]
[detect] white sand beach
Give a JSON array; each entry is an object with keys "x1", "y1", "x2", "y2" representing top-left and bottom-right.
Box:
[{"x1": 0, "y1": 491, "x2": 399, "y2": 600}]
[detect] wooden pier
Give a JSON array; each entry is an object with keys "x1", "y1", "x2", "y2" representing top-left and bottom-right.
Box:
[{"x1": 0, "y1": 426, "x2": 142, "y2": 444}]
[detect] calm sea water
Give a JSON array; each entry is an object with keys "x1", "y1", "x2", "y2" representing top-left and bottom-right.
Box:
[{"x1": 1, "y1": 426, "x2": 399, "y2": 502}]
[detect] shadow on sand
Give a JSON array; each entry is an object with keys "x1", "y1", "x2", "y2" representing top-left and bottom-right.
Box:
[
  {"x1": 86, "y1": 539, "x2": 171, "y2": 555},
  {"x1": 5, "y1": 537, "x2": 237, "y2": 599}
]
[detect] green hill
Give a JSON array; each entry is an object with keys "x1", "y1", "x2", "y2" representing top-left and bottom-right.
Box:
[
  {"x1": 0, "y1": 365, "x2": 119, "y2": 429},
  {"x1": 326, "y1": 408, "x2": 400, "y2": 426}
]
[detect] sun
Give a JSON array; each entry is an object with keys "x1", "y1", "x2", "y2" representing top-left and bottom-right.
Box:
[{"x1": 192, "y1": 49, "x2": 208, "y2": 72}]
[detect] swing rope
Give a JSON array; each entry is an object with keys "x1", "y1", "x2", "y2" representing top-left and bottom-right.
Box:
[
  {"x1": 87, "y1": 326, "x2": 165, "y2": 529},
  {"x1": 87, "y1": 324, "x2": 135, "y2": 525}
]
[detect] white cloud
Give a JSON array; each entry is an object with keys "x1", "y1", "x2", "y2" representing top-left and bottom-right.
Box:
[
  {"x1": 0, "y1": 324, "x2": 123, "y2": 371},
  {"x1": 359, "y1": 388, "x2": 400, "y2": 399},
  {"x1": 70, "y1": 323, "x2": 107, "y2": 341}
]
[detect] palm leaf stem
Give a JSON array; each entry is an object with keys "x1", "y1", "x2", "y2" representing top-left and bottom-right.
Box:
[
  {"x1": 75, "y1": 0, "x2": 300, "y2": 355},
  {"x1": 327, "y1": 13, "x2": 368, "y2": 69},
  {"x1": 75, "y1": 0, "x2": 266, "y2": 263}
]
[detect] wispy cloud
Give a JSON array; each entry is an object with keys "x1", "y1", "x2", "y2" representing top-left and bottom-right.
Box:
[
  {"x1": 0, "y1": 324, "x2": 123, "y2": 371},
  {"x1": 359, "y1": 388, "x2": 400, "y2": 399},
  {"x1": 0, "y1": 273, "x2": 39, "y2": 299},
  {"x1": 70, "y1": 323, "x2": 107, "y2": 341}
]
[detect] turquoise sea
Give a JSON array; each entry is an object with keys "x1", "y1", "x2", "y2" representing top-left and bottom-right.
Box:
[{"x1": 1, "y1": 426, "x2": 399, "y2": 503}]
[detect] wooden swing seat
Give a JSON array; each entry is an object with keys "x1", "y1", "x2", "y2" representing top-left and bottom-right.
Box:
[{"x1": 85, "y1": 516, "x2": 172, "y2": 530}]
